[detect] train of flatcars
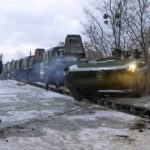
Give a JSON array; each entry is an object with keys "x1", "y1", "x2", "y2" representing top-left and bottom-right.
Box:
[{"x1": 1, "y1": 35, "x2": 85, "y2": 88}]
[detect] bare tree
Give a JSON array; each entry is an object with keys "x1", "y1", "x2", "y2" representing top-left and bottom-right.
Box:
[
  {"x1": 83, "y1": 0, "x2": 150, "y2": 60},
  {"x1": 83, "y1": 8, "x2": 111, "y2": 57},
  {"x1": 123, "y1": 0, "x2": 150, "y2": 63},
  {"x1": 102, "y1": 0, "x2": 129, "y2": 48},
  {"x1": 57, "y1": 42, "x2": 65, "y2": 47},
  {"x1": 84, "y1": 42, "x2": 102, "y2": 60},
  {"x1": 83, "y1": 0, "x2": 130, "y2": 57}
]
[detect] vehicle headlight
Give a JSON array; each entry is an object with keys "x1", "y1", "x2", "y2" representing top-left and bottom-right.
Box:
[{"x1": 128, "y1": 64, "x2": 136, "y2": 72}]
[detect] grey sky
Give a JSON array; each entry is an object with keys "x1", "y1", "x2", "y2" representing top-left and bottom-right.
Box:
[{"x1": 0, "y1": 0, "x2": 88, "y2": 63}]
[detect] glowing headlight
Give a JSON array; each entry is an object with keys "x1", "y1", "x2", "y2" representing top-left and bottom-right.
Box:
[{"x1": 128, "y1": 64, "x2": 136, "y2": 72}]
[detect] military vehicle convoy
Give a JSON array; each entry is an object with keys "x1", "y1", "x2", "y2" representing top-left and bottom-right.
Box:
[
  {"x1": 2, "y1": 48, "x2": 45, "y2": 81},
  {"x1": 2, "y1": 35, "x2": 85, "y2": 88},
  {"x1": 2, "y1": 35, "x2": 149, "y2": 99},
  {"x1": 66, "y1": 48, "x2": 148, "y2": 100},
  {"x1": 15, "y1": 48, "x2": 45, "y2": 81}
]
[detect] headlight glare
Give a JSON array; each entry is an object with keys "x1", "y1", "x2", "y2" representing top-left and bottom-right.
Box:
[{"x1": 128, "y1": 64, "x2": 136, "y2": 72}]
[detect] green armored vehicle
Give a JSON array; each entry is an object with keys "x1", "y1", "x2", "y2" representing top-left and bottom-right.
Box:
[{"x1": 66, "y1": 49, "x2": 148, "y2": 100}]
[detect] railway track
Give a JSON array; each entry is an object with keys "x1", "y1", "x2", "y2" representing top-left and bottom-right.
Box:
[
  {"x1": 23, "y1": 81, "x2": 150, "y2": 120},
  {"x1": 96, "y1": 97, "x2": 150, "y2": 119}
]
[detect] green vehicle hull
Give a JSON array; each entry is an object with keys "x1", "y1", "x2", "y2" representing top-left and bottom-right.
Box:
[{"x1": 66, "y1": 58, "x2": 148, "y2": 100}]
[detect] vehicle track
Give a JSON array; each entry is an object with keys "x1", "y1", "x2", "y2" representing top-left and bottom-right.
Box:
[{"x1": 24, "y1": 81, "x2": 150, "y2": 120}]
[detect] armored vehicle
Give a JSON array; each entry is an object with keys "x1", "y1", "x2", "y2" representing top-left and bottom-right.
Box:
[
  {"x1": 2, "y1": 60, "x2": 17, "y2": 80},
  {"x1": 42, "y1": 35, "x2": 85, "y2": 88},
  {"x1": 1, "y1": 63, "x2": 8, "y2": 80},
  {"x1": 9, "y1": 60, "x2": 18, "y2": 79},
  {"x1": 66, "y1": 49, "x2": 148, "y2": 100},
  {"x1": 42, "y1": 47, "x2": 64, "y2": 86},
  {"x1": 21, "y1": 56, "x2": 34, "y2": 80},
  {"x1": 5, "y1": 62, "x2": 11, "y2": 79},
  {"x1": 1, "y1": 64, "x2": 6, "y2": 80},
  {"x1": 15, "y1": 59, "x2": 24, "y2": 80},
  {"x1": 28, "y1": 48, "x2": 45, "y2": 82}
]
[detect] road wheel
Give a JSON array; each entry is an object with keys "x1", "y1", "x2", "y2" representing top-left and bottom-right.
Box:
[{"x1": 69, "y1": 87, "x2": 84, "y2": 101}]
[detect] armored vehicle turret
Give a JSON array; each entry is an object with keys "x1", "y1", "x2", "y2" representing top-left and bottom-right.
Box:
[{"x1": 66, "y1": 49, "x2": 148, "y2": 100}]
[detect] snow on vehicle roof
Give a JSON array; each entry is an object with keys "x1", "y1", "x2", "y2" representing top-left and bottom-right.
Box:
[{"x1": 69, "y1": 64, "x2": 129, "y2": 72}]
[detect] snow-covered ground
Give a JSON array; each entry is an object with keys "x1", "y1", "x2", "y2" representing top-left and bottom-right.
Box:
[{"x1": 0, "y1": 80, "x2": 150, "y2": 150}]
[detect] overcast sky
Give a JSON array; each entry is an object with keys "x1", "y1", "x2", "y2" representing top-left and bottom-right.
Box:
[{"x1": 0, "y1": 0, "x2": 88, "y2": 63}]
